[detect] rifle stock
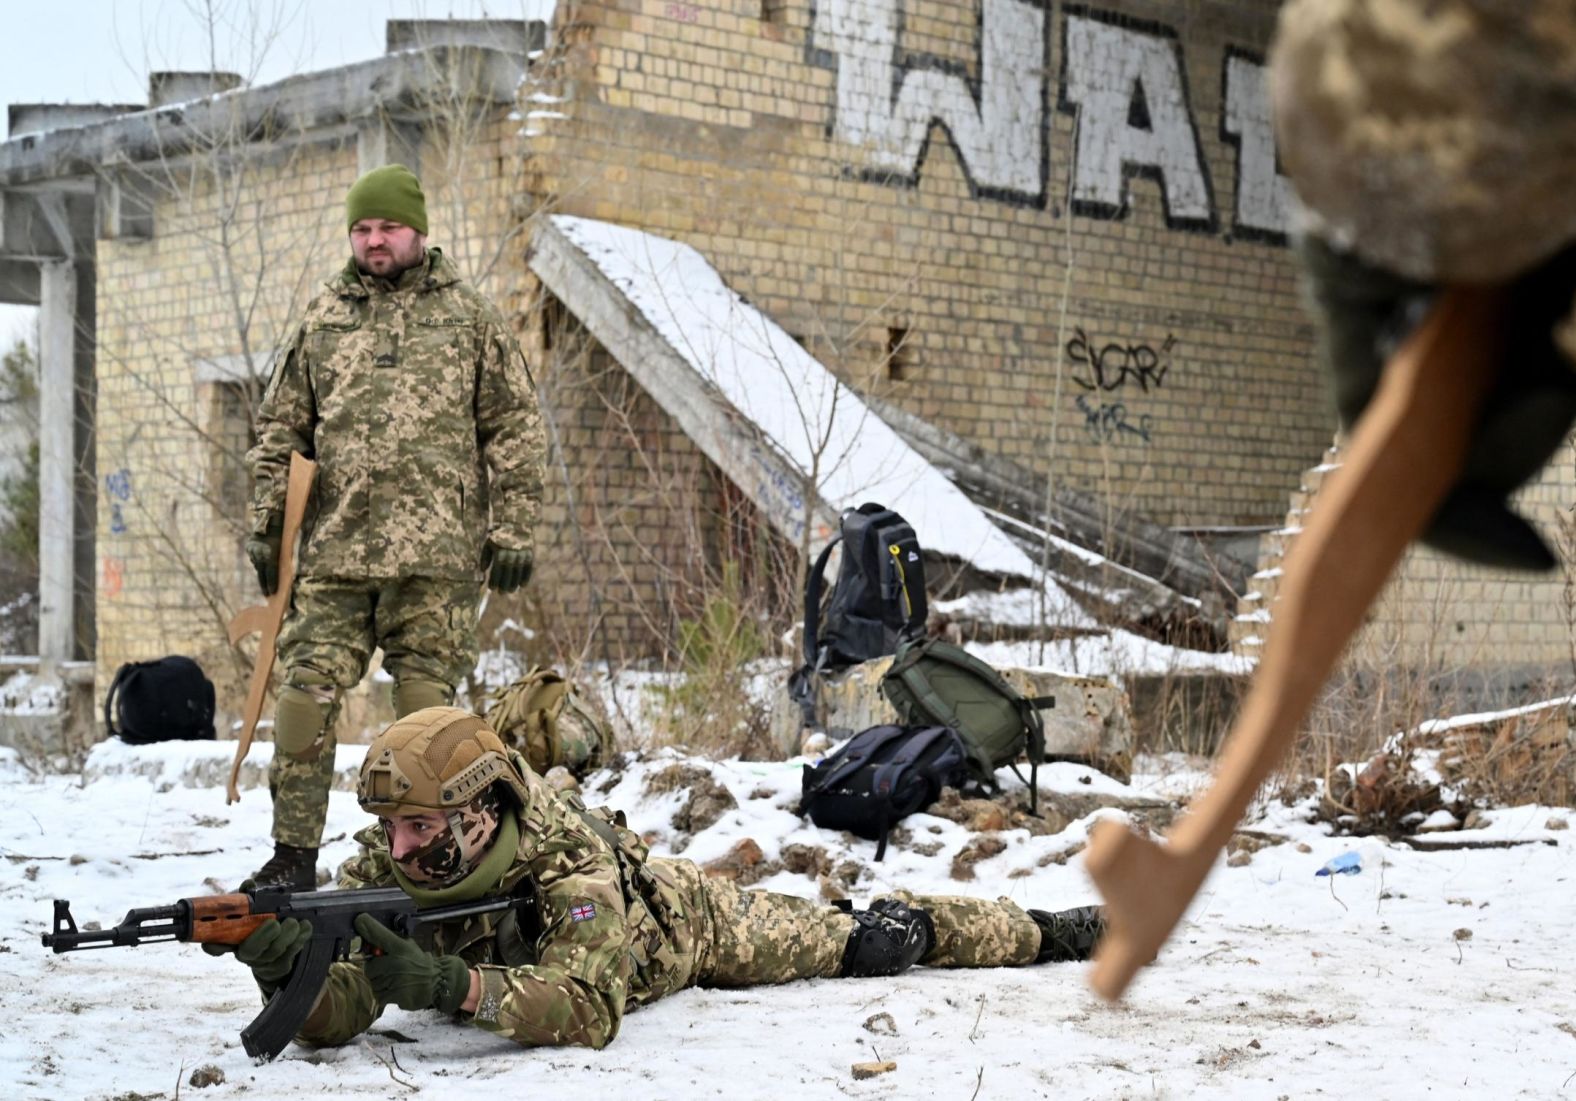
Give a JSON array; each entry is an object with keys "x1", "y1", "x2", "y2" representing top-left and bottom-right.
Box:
[{"x1": 43, "y1": 884, "x2": 532, "y2": 1061}]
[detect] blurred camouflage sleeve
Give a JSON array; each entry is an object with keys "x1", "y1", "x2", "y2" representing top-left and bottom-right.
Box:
[
  {"x1": 474, "y1": 316, "x2": 544, "y2": 557},
  {"x1": 466, "y1": 860, "x2": 629, "y2": 1047},
  {"x1": 246, "y1": 328, "x2": 315, "y2": 533}
]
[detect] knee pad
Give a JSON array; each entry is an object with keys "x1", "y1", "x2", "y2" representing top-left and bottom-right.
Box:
[
  {"x1": 839, "y1": 898, "x2": 935, "y2": 978},
  {"x1": 391, "y1": 674, "x2": 454, "y2": 718},
  {"x1": 274, "y1": 681, "x2": 336, "y2": 761}
]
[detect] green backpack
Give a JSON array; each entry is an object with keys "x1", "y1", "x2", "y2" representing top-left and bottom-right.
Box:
[{"x1": 879, "y1": 637, "x2": 1053, "y2": 812}]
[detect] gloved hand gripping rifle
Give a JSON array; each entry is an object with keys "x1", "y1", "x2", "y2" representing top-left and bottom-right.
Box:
[{"x1": 41, "y1": 886, "x2": 532, "y2": 1060}]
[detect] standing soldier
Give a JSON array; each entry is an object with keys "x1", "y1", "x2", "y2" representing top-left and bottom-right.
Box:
[
  {"x1": 211, "y1": 707, "x2": 1106, "y2": 1050},
  {"x1": 242, "y1": 165, "x2": 543, "y2": 891}
]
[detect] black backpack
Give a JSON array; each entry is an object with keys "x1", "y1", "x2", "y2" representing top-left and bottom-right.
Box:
[
  {"x1": 789, "y1": 503, "x2": 927, "y2": 725},
  {"x1": 881, "y1": 636, "x2": 1053, "y2": 813},
  {"x1": 800, "y1": 724, "x2": 966, "y2": 860},
  {"x1": 104, "y1": 656, "x2": 217, "y2": 745}
]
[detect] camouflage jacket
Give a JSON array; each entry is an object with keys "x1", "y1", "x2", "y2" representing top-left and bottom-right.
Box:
[
  {"x1": 247, "y1": 249, "x2": 544, "y2": 581},
  {"x1": 296, "y1": 756, "x2": 710, "y2": 1050}
]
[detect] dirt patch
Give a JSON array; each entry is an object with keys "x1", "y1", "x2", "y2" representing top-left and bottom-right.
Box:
[
  {"x1": 926, "y1": 788, "x2": 1070, "y2": 836},
  {"x1": 951, "y1": 836, "x2": 1007, "y2": 880},
  {"x1": 644, "y1": 764, "x2": 739, "y2": 838}
]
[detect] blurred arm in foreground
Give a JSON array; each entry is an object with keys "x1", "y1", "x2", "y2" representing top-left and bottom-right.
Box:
[{"x1": 1086, "y1": 0, "x2": 1576, "y2": 1001}]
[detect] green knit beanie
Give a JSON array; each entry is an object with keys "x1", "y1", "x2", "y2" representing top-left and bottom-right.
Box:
[{"x1": 346, "y1": 164, "x2": 428, "y2": 235}]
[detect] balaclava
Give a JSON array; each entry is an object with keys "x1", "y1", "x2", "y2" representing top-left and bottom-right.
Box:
[{"x1": 391, "y1": 787, "x2": 504, "y2": 888}]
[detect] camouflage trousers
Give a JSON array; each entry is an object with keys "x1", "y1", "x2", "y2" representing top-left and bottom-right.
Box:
[
  {"x1": 269, "y1": 574, "x2": 483, "y2": 848},
  {"x1": 692, "y1": 880, "x2": 1041, "y2": 986}
]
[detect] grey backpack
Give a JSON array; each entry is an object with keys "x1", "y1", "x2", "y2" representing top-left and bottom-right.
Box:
[{"x1": 880, "y1": 637, "x2": 1053, "y2": 812}]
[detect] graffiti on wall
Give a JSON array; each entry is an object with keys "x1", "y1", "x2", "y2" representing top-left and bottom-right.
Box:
[
  {"x1": 1075, "y1": 394, "x2": 1150, "y2": 444},
  {"x1": 1065, "y1": 326, "x2": 1175, "y2": 444},
  {"x1": 1220, "y1": 47, "x2": 1291, "y2": 243},
  {"x1": 809, "y1": 0, "x2": 1046, "y2": 203},
  {"x1": 102, "y1": 556, "x2": 124, "y2": 598},
  {"x1": 1060, "y1": 10, "x2": 1213, "y2": 230},
  {"x1": 1066, "y1": 327, "x2": 1173, "y2": 393},
  {"x1": 809, "y1": 0, "x2": 1291, "y2": 239},
  {"x1": 104, "y1": 467, "x2": 133, "y2": 535}
]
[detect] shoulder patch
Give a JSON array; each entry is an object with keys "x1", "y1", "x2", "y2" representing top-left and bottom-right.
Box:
[{"x1": 569, "y1": 900, "x2": 598, "y2": 923}]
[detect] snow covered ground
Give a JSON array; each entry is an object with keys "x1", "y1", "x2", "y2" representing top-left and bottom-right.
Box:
[{"x1": 3, "y1": 739, "x2": 1574, "y2": 1100}]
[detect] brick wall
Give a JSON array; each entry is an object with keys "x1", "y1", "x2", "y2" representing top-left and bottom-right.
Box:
[
  {"x1": 526, "y1": 0, "x2": 1322, "y2": 536},
  {"x1": 519, "y1": 0, "x2": 1576, "y2": 674}
]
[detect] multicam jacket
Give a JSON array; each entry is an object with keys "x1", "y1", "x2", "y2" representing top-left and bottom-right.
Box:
[
  {"x1": 248, "y1": 249, "x2": 544, "y2": 581},
  {"x1": 296, "y1": 756, "x2": 710, "y2": 1049}
]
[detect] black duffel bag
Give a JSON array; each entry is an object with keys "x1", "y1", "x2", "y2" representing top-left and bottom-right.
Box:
[
  {"x1": 800, "y1": 724, "x2": 966, "y2": 861},
  {"x1": 104, "y1": 656, "x2": 217, "y2": 744}
]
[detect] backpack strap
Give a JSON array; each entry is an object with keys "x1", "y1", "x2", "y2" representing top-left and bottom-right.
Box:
[
  {"x1": 869, "y1": 726, "x2": 957, "y2": 861},
  {"x1": 102, "y1": 662, "x2": 139, "y2": 739},
  {"x1": 801, "y1": 535, "x2": 842, "y2": 669},
  {"x1": 789, "y1": 534, "x2": 844, "y2": 727},
  {"x1": 1013, "y1": 695, "x2": 1053, "y2": 815}
]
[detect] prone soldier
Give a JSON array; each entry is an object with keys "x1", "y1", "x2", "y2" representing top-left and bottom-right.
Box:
[{"x1": 216, "y1": 707, "x2": 1105, "y2": 1050}]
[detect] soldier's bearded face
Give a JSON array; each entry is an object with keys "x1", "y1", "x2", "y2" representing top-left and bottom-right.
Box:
[{"x1": 350, "y1": 218, "x2": 427, "y2": 277}]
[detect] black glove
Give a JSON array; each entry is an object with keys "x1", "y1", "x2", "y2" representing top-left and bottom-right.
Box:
[
  {"x1": 245, "y1": 512, "x2": 284, "y2": 596},
  {"x1": 354, "y1": 913, "x2": 472, "y2": 1013},
  {"x1": 1298, "y1": 235, "x2": 1576, "y2": 571},
  {"x1": 484, "y1": 538, "x2": 533, "y2": 594},
  {"x1": 203, "y1": 917, "x2": 313, "y2": 995}
]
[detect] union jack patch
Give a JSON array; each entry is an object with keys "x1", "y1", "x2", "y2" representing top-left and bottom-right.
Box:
[{"x1": 569, "y1": 901, "x2": 597, "y2": 923}]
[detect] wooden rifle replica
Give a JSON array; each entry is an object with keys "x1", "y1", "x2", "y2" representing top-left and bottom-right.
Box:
[
  {"x1": 226, "y1": 451, "x2": 316, "y2": 804},
  {"x1": 1084, "y1": 287, "x2": 1504, "y2": 1000}
]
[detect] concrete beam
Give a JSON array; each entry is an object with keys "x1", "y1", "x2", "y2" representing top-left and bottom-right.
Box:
[
  {"x1": 864, "y1": 392, "x2": 1252, "y2": 604},
  {"x1": 0, "y1": 46, "x2": 526, "y2": 189},
  {"x1": 386, "y1": 19, "x2": 545, "y2": 55},
  {"x1": 37, "y1": 260, "x2": 75, "y2": 668},
  {"x1": 9, "y1": 104, "x2": 144, "y2": 136}
]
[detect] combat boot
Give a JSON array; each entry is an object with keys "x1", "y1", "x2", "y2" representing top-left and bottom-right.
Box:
[
  {"x1": 243, "y1": 842, "x2": 320, "y2": 893},
  {"x1": 1029, "y1": 904, "x2": 1105, "y2": 963}
]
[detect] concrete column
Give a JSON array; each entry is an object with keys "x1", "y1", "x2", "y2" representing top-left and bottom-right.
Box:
[{"x1": 37, "y1": 259, "x2": 76, "y2": 669}]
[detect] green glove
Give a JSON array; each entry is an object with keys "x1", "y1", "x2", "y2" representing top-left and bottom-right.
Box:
[
  {"x1": 1298, "y1": 235, "x2": 1576, "y2": 571},
  {"x1": 484, "y1": 539, "x2": 533, "y2": 594},
  {"x1": 354, "y1": 913, "x2": 472, "y2": 1014},
  {"x1": 245, "y1": 512, "x2": 284, "y2": 596},
  {"x1": 202, "y1": 917, "x2": 313, "y2": 995}
]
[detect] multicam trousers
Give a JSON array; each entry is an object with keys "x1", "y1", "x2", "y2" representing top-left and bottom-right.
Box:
[{"x1": 268, "y1": 574, "x2": 483, "y2": 848}]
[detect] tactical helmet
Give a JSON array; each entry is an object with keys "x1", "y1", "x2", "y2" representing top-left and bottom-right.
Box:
[{"x1": 358, "y1": 707, "x2": 530, "y2": 816}]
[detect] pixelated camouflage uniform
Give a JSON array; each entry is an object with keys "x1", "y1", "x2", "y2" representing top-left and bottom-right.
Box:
[
  {"x1": 292, "y1": 755, "x2": 1041, "y2": 1049},
  {"x1": 247, "y1": 250, "x2": 545, "y2": 848}
]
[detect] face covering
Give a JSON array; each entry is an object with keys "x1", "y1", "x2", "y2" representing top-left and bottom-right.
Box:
[{"x1": 390, "y1": 788, "x2": 503, "y2": 888}]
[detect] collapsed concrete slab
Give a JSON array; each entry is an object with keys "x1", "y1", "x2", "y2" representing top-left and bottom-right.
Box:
[{"x1": 529, "y1": 214, "x2": 1063, "y2": 584}]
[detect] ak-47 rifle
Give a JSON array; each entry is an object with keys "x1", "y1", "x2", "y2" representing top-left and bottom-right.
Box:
[{"x1": 41, "y1": 886, "x2": 533, "y2": 1060}]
